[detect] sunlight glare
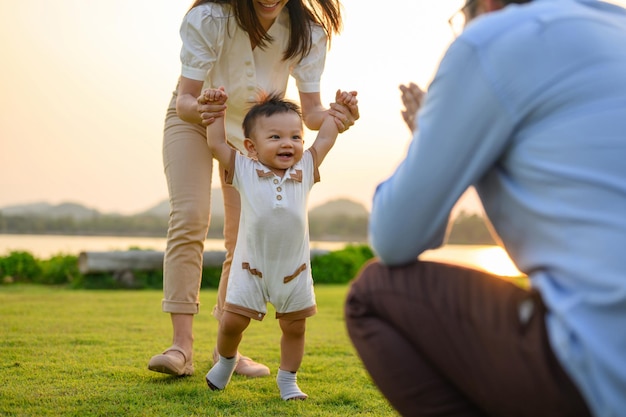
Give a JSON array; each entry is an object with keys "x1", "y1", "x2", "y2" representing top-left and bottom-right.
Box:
[
  {"x1": 421, "y1": 245, "x2": 522, "y2": 277},
  {"x1": 474, "y1": 246, "x2": 522, "y2": 277}
]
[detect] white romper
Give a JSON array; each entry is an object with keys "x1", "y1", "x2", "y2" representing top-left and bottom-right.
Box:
[{"x1": 223, "y1": 149, "x2": 320, "y2": 320}]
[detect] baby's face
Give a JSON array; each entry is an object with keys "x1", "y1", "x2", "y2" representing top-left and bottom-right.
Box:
[{"x1": 246, "y1": 111, "x2": 304, "y2": 176}]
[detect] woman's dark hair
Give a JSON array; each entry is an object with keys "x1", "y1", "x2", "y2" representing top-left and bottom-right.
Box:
[
  {"x1": 188, "y1": 0, "x2": 342, "y2": 61},
  {"x1": 242, "y1": 93, "x2": 302, "y2": 138}
]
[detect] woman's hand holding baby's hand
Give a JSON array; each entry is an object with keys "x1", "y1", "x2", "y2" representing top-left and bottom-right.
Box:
[
  {"x1": 197, "y1": 87, "x2": 228, "y2": 126},
  {"x1": 330, "y1": 89, "x2": 359, "y2": 133}
]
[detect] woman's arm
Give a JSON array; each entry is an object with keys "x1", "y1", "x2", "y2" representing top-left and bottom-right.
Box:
[
  {"x1": 175, "y1": 77, "x2": 204, "y2": 124},
  {"x1": 310, "y1": 90, "x2": 358, "y2": 166},
  {"x1": 176, "y1": 76, "x2": 228, "y2": 126}
]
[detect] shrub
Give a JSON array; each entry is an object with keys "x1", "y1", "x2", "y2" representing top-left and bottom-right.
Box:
[
  {"x1": 0, "y1": 251, "x2": 41, "y2": 283},
  {"x1": 201, "y1": 266, "x2": 222, "y2": 289},
  {"x1": 37, "y1": 254, "x2": 80, "y2": 285},
  {"x1": 0, "y1": 245, "x2": 375, "y2": 289},
  {"x1": 311, "y1": 244, "x2": 374, "y2": 284}
]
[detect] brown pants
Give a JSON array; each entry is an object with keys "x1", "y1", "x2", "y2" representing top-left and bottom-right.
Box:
[
  {"x1": 345, "y1": 260, "x2": 591, "y2": 417},
  {"x1": 161, "y1": 92, "x2": 238, "y2": 317}
]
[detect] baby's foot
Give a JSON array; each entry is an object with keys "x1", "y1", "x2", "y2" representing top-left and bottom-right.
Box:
[
  {"x1": 206, "y1": 355, "x2": 237, "y2": 390},
  {"x1": 277, "y1": 369, "x2": 308, "y2": 400}
]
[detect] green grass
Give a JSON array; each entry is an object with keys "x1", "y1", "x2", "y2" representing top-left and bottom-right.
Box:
[{"x1": 0, "y1": 285, "x2": 396, "y2": 417}]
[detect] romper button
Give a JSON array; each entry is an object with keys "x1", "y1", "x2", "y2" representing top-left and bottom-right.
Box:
[
  {"x1": 246, "y1": 69, "x2": 254, "y2": 77},
  {"x1": 273, "y1": 179, "x2": 279, "y2": 184},
  {"x1": 276, "y1": 187, "x2": 282, "y2": 192},
  {"x1": 276, "y1": 195, "x2": 282, "y2": 201}
]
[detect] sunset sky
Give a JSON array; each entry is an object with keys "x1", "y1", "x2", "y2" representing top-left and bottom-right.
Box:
[{"x1": 1, "y1": 0, "x2": 624, "y2": 215}]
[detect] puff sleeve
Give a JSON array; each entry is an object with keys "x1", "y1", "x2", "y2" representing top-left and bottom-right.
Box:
[
  {"x1": 179, "y1": 5, "x2": 229, "y2": 81},
  {"x1": 291, "y1": 24, "x2": 328, "y2": 93}
]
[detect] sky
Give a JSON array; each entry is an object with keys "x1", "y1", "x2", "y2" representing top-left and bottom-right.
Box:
[{"x1": 1, "y1": 0, "x2": 624, "y2": 215}]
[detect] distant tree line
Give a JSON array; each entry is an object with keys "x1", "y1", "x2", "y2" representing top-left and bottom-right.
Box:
[{"x1": 0, "y1": 211, "x2": 495, "y2": 244}]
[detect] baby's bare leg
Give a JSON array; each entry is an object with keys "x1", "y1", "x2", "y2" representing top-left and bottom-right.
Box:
[{"x1": 279, "y1": 318, "x2": 305, "y2": 371}]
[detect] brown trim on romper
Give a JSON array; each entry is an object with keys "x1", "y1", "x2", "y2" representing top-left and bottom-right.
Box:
[
  {"x1": 223, "y1": 303, "x2": 317, "y2": 322},
  {"x1": 241, "y1": 262, "x2": 307, "y2": 283},
  {"x1": 223, "y1": 302, "x2": 266, "y2": 321},
  {"x1": 289, "y1": 170, "x2": 302, "y2": 182},
  {"x1": 242, "y1": 262, "x2": 263, "y2": 278},
  {"x1": 224, "y1": 149, "x2": 237, "y2": 185},
  {"x1": 276, "y1": 304, "x2": 317, "y2": 321},
  {"x1": 256, "y1": 168, "x2": 303, "y2": 183},
  {"x1": 284, "y1": 263, "x2": 306, "y2": 283},
  {"x1": 309, "y1": 147, "x2": 321, "y2": 183},
  {"x1": 255, "y1": 169, "x2": 275, "y2": 178}
]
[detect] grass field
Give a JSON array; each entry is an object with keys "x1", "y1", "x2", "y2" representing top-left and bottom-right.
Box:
[{"x1": 0, "y1": 285, "x2": 396, "y2": 417}]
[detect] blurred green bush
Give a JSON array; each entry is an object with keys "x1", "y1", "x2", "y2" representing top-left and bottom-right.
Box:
[{"x1": 0, "y1": 245, "x2": 374, "y2": 289}]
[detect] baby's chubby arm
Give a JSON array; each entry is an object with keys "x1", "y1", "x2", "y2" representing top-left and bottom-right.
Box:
[
  {"x1": 311, "y1": 90, "x2": 359, "y2": 166},
  {"x1": 204, "y1": 87, "x2": 233, "y2": 172}
]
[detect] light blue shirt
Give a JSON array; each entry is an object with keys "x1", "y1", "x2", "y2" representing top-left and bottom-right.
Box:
[{"x1": 369, "y1": 1, "x2": 626, "y2": 415}]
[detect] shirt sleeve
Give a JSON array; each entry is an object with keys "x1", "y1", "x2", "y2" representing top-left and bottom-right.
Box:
[
  {"x1": 179, "y1": 5, "x2": 228, "y2": 81},
  {"x1": 291, "y1": 24, "x2": 327, "y2": 93},
  {"x1": 369, "y1": 39, "x2": 515, "y2": 265}
]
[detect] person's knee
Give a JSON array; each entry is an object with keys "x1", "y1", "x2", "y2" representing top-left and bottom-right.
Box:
[
  {"x1": 358, "y1": 258, "x2": 385, "y2": 280},
  {"x1": 220, "y1": 312, "x2": 249, "y2": 336},
  {"x1": 280, "y1": 319, "x2": 306, "y2": 338},
  {"x1": 348, "y1": 258, "x2": 384, "y2": 296},
  {"x1": 170, "y1": 203, "x2": 210, "y2": 234},
  {"x1": 345, "y1": 259, "x2": 390, "y2": 321}
]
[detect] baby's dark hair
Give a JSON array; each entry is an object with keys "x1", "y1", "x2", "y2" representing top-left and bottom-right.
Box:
[{"x1": 242, "y1": 93, "x2": 302, "y2": 138}]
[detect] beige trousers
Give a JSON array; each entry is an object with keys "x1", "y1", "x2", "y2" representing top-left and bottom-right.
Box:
[{"x1": 161, "y1": 92, "x2": 239, "y2": 318}]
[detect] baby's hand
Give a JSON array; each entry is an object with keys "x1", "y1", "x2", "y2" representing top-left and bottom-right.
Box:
[
  {"x1": 329, "y1": 89, "x2": 359, "y2": 133},
  {"x1": 197, "y1": 87, "x2": 228, "y2": 126},
  {"x1": 200, "y1": 87, "x2": 228, "y2": 105},
  {"x1": 336, "y1": 90, "x2": 358, "y2": 107}
]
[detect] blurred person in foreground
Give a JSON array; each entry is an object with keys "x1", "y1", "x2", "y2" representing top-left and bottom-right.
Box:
[{"x1": 344, "y1": 0, "x2": 626, "y2": 416}]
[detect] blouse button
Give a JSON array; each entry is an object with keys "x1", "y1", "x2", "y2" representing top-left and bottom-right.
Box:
[
  {"x1": 276, "y1": 187, "x2": 282, "y2": 192},
  {"x1": 273, "y1": 179, "x2": 279, "y2": 184},
  {"x1": 246, "y1": 69, "x2": 254, "y2": 77},
  {"x1": 276, "y1": 195, "x2": 283, "y2": 201}
]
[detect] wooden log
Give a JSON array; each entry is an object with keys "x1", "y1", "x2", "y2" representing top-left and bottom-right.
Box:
[
  {"x1": 78, "y1": 249, "x2": 330, "y2": 274},
  {"x1": 78, "y1": 250, "x2": 225, "y2": 274},
  {"x1": 78, "y1": 250, "x2": 161, "y2": 274}
]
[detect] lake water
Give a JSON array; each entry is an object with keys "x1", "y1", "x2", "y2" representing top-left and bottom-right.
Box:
[{"x1": 0, "y1": 234, "x2": 522, "y2": 277}]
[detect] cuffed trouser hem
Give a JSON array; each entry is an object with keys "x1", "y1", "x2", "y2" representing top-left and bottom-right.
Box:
[{"x1": 162, "y1": 299, "x2": 200, "y2": 315}]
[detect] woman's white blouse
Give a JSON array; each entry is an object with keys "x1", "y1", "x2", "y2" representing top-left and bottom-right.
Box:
[{"x1": 179, "y1": 3, "x2": 328, "y2": 149}]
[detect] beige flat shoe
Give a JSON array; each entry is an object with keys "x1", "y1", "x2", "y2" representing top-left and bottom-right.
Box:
[
  {"x1": 148, "y1": 345, "x2": 194, "y2": 376},
  {"x1": 212, "y1": 347, "x2": 270, "y2": 378}
]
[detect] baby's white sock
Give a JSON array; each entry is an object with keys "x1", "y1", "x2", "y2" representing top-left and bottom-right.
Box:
[
  {"x1": 205, "y1": 355, "x2": 237, "y2": 390},
  {"x1": 276, "y1": 369, "x2": 308, "y2": 400}
]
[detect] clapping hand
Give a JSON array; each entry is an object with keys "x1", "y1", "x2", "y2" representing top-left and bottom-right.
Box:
[{"x1": 399, "y1": 82, "x2": 425, "y2": 133}]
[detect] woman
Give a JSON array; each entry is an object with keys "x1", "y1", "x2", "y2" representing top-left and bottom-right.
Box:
[{"x1": 148, "y1": 0, "x2": 358, "y2": 377}]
